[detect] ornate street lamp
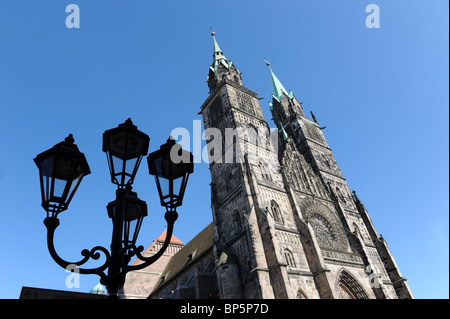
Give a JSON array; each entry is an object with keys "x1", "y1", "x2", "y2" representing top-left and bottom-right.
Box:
[
  {"x1": 147, "y1": 137, "x2": 194, "y2": 211},
  {"x1": 102, "y1": 118, "x2": 150, "y2": 188},
  {"x1": 106, "y1": 189, "x2": 148, "y2": 254},
  {"x1": 34, "y1": 119, "x2": 194, "y2": 298},
  {"x1": 33, "y1": 134, "x2": 91, "y2": 217}
]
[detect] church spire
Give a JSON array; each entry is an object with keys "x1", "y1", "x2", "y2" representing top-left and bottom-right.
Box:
[
  {"x1": 211, "y1": 29, "x2": 227, "y2": 62},
  {"x1": 207, "y1": 29, "x2": 242, "y2": 92},
  {"x1": 210, "y1": 29, "x2": 234, "y2": 72},
  {"x1": 265, "y1": 59, "x2": 293, "y2": 102}
]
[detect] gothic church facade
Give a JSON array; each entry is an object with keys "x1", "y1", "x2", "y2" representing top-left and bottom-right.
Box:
[{"x1": 147, "y1": 32, "x2": 413, "y2": 299}]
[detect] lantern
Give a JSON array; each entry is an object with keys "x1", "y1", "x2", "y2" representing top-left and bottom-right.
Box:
[
  {"x1": 106, "y1": 189, "x2": 148, "y2": 249},
  {"x1": 147, "y1": 137, "x2": 193, "y2": 210},
  {"x1": 33, "y1": 134, "x2": 90, "y2": 217},
  {"x1": 102, "y1": 118, "x2": 149, "y2": 188}
]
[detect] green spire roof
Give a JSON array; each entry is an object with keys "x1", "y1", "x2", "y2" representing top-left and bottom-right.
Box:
[
  {"x1": 209, "y1": 31, "x2": 236, "y2": 73},
  {"x1": 212, "y1": 33, "x2": 227, "y2": 62},
  {"x1": 266, "y1": 60, "x2": 294, "y2": 102},
  {"x1": 279, "y1": 122, "x2": 288, "y2": 140}
]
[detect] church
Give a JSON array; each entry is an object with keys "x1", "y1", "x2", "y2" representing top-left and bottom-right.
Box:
[{"x1": 121, "y1": 31, "x2": 414, "y2": 299}]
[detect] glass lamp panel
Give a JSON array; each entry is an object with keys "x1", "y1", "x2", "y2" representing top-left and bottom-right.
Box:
[
  {"x1": 124, "y1": 219, "x2": 136, "y2": 245},
  {"x1": 108, "y1": 138, "x2": 143, "y2": 186},
  {"x1": 66, "y1": 174, "x2": 83, "y2": 204},
  {"x1": 53, "y1": 178, "x2": 67, "y2": 198},
  {"x1": 152, "y1": 155, "x2": 170, "y2": 199},
  {"x1": 132, "y1": 217, "x2": 144, "y2": 246},
  {"x1": 179, "y1": 174, "x2": 189, "y2": 201},
  {"x1": 43, "y1": 175, "x2": 51, "y2": 202},
  {"x1": 172, "y1": 174, "x2": 183, "y2": 202},
  {"x1": 39, "y1": 156, "x2": 54, "y2": 202},
  {"x1": 111, "y1": 155, "x2": 125, "y2": 184},
  {"x1": 125, "y1": 156, "x2": 139, "y2": 178}
]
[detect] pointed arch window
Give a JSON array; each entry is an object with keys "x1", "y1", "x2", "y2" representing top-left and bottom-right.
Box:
[
  {"x1": 296, "y1": 289, "x2": 308, "y2": 299},
  {"x1": 233, "y1": 210, "x2": 242, "y2": 232},
  {"x1": 335, "y1": 187, "x2": 347, "y2": 204},
  {"x1": 259, "y1": 161, "x2": 272, "y2": 181},
  {"x1": 284, "y1": 249, "x2": 296, "y2": 267},
  {"x1": 337, "y1": 269, "x2": 369, "y2": 299},
  {"x1": 270, "y1": 200, "x2": 283, "y2": 223},
  {"x1": 322, "y1": 154, "x2": 331, "y2": 169}
]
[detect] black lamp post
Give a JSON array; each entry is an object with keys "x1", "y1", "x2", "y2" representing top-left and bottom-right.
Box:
[{"x1": 33, "y1": 119, "x2": 194, "y2": 298}]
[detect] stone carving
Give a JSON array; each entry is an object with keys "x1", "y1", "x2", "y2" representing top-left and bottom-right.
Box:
[
  {"x1": 336, "y1": 269, "x2": 369, "y2": 299},
  {"x1": 300, "y1": 199, "x2": 348, "y2": 251}
]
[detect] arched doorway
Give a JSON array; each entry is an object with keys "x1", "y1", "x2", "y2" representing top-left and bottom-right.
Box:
[{"x1": 336, "y1": 269, "x2": 369, "y2": 299}]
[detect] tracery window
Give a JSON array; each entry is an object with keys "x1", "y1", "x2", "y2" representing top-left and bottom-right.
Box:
[
  {"x1": 236, "y1": 91, "x2": 255, "y2": 115},
  {"x1": 284, "y1": 249, "x2": 296, "y2": 267},
  {"x1": 208, "y1": 97, "x2": 223, "y2": 126},
  {"x1": 259, "y1": 161, "x2": 272, "y2": 181},
  {"x1": 270, "y1": 200, "x2": 283, "y2": 223},
  {"x1": 296, "y1": 289, "x2": 308, "y2": 299},
  {"x1": 309, "y1": 215, "x2": 335, "y2": 248},
  {"x1": 336, "y1": 269, "x2": 369, "y2": 299},
  {"x1": 336, "y1": 187, "x2": 347, "y2": 203}
]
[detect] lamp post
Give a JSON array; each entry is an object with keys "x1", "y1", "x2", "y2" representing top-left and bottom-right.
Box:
[{"x1": 33, "y1": 119, "x2": 194, "y2": 298}]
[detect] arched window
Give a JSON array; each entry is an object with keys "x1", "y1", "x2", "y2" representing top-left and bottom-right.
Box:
[
  {"x1": 246, "y1": 125, "x2": 259, "y2": 145},
  {"x1": 270, "y1": 200, "x2": 283, "y2": 223},
  {"x1": 352, "y1": 222, "x2": 362, "y2": 238},
  {"x1": 233, "y1": 210, "x2": 242, "y2": 232},
  {"x1": 322, "y1": 154, "x2": 331, "y2": 169},
  {"x1": 336, "y1": 269, "x2": 369, "y2": 299},
  {"x1": 335, "y1": 187, "x2": 347, "y2": 203},
  {"x1": 259, "y1": 161, "x2": 272, "y2": 181},
  {"x1": 296, "y1": 289, "x2": 308, "y2": 299},
  {"x1": 284, "y1": 249, "x2": 296, "y2": 267}
]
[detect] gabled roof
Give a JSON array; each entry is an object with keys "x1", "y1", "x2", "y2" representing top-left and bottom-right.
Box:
[
  {"x1": 130, "y1": 230, "x2": 184, "y2": 267},
  {"x1": 156, "y1": 230, "x2": 184, "y2": 245},
  {"x1": 149, "y1": 222, "x2": 215, "y2": 296}
]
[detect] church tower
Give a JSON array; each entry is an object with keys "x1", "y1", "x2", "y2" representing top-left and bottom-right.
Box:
[
  {"x1": 199, "y1": 32, "x2": 413, "y2": 299},
  {"x1": 266, "y1": 62, "x2": 413, "y2": 299}
]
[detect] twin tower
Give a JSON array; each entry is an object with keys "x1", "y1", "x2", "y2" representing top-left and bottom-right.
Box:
[
  {"x1": 147, "y1": 32, "x2": 413, "y2": 299},
  {"x1": 199, "y1": 31, "x2": 412, "y2": 299}
]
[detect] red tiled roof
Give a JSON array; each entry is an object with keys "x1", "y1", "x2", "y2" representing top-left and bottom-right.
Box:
[
  {"x1": 130, "y1": 230, "x2": 184, "y2": 266},
  {"x1": 156, "y1": 230, "x2": 184, "y2": 245}
]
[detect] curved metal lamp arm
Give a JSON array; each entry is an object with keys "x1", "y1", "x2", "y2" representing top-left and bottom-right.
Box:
[
  {"x1": 123, "y1": 211, "x2": 178, "y2": 272},
  {"x1": 44, "y1": 217, "x2": 110, "y2": 280}
]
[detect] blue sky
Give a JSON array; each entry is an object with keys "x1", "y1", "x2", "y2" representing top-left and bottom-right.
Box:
[{"x1": 0, "y1": 0, "x2": 448, "y2": 299}]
